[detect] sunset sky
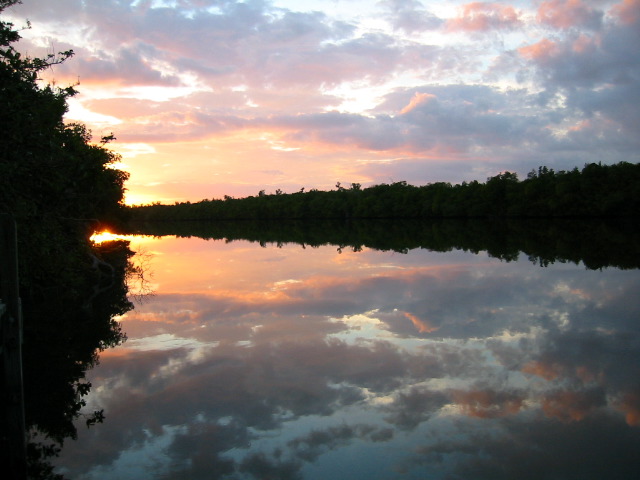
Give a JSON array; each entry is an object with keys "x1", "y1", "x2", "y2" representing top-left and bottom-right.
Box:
[{"x1": 7, "y1": 0, "x2": 640, "y2": 204}]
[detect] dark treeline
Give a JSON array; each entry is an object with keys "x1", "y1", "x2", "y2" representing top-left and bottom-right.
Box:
[
  {"x1": 128, "y1": 162, "x2": 640, "y2": 222},
  {"x1": 1, "y1": 3, "x2": 132, "y2": 478},
  {"x1": 122, "y1": 218, "x2": 640, "y2": 271}
]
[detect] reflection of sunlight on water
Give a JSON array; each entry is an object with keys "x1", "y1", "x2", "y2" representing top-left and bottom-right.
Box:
[
  {"x1": 90, "y1": 231, "x2": 134, "y2": 243},
  {"x1": 328, "y1": 310, "x2": 393, "y2": 344},
  {"x1": 90, "y1": 231, "x2": 160, "y2": 247},
  {"x1": 125, "y1": 334, "x2": 219, "y2": 379},
  {"x1": 125, "y1": 333, "x2": 214, "y2": 352},
  {"x1": 90, "y1": 232, "x2": 160, "y2": 300}
]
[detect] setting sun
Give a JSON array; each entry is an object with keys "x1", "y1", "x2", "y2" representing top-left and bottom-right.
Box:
[{"x1": 90, "y1": 231, "x2": 130, "y2": 244}]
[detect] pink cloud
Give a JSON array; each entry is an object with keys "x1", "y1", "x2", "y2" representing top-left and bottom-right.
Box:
[
  {"x1": 537, "y1": 0, "x2": 602, "y2": 30},
  {"x1": 610, "y1": 0, "x2": 640, "y2": 25},
  {"x1": 522, "y1": 360, "x2": 562, "y2": 380},
  {"x1": 617, "y1": 390, "x2": 640, "y2": 426},
  {"x1": 446, "y1": 2, "x2": 521, "y2": 32},
  {"x1": 452, "y1": 389, "x2": 525, "y2": 418},
  {"x1": 399, "y1": 92, "x2": 437, "y2": 114},
  {"x1": 571, "y1": 33, "x2": 598, "y2": 53},
  {"x1": 403, "y1": 312, "x2": 439, "y2": 333},
  {"x1": 518, "y1": 38, "x2": 561, "y2": 62},
  {"x1": 541, "y1": 389, "x2": 606, "y2": 422},
  {"x1": 380, "y1": 0, "x2": 443, "y2": 33}
]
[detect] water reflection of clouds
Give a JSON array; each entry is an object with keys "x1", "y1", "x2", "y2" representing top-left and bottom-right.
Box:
[{"x1": 55, "y1": 239, "x2": 640, "y2": 479}]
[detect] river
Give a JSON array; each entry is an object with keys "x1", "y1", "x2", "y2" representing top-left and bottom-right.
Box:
[{"x1": 53, "y1": 228, "x2": 640, "y2": 479}]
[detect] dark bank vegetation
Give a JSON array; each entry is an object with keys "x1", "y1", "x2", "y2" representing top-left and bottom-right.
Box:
[
  {"x1": 124, "y1": 218, "x2": 640, "y2": 271},
  {"x1": 128, "y1": 162, "x2": 640, "y2": 222},
  {"x1": 1, "y1": 2, "x2": 132, "y2": 478}
]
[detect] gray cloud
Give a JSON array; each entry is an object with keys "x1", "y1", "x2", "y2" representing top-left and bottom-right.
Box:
[
  {"x1": 381, "y1": 0, "x2": 443, "y2": 33},
  {"x1": 412, "y1": 412, "x2": 640, "y2": 479},
  {"x1": 383, "y1": 387, "x2": 449, "y2": 429}
]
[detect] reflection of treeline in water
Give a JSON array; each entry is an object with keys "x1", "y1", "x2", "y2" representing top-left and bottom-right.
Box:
[
  {"x1": 128, "y1": 162, "x2": 640, "y2": 221},
  {"x1": 123, "y1": 218, "x2": 640, "y2": 271}
]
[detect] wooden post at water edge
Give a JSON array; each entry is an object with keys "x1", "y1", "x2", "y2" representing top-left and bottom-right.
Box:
[{"x1": 1, "y1": 214, "x2": 27, "y2": 479}]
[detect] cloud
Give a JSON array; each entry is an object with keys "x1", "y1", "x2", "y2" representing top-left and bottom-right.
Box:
[
  {"x1": 541, "y1": 387, "x2": 607, "y2": 422},
  {"x1": 379, "y1": 0, "x2": 443, "y2": 33},
  {"x1": 404, "y1": 311, "x2": 439, "y2": 333},
  {"x1": 56, "y1": 334, "x2": 409, "y2": 477},
  {"x1": 54, "y1": 44, "x2": 185, "y2": 88},
  {"x1": 518, "y1": 38, "x2": 561, "y2": 63},
  {"x1": 446, "y1": 2, "x2": 522, "y2": 32},
  {"x1": 412, "y1": 412, "x2": 640, "y2": 479},
  {"x1": 238, "y1": 452, "x2": 302, "y2": 480},
  {"x1": 611, "y1": 0, "x2": 640, "y2": 25},
  {"x1": 618, "y1": 389, "x2": 640, "y2": 426},
  {"x1": 247, "y1": 84, "x2": 554, "y2": 163},
  {"x1": 167, "y1": 422, "x2": 247, "y2": 480},
  {"x1": 537, "y1": 0, "x2": 603, "y2": 30},
  {"x1": 399, "y1": 92, "x2": 437, "y2": 114},
  {"x1": 287, "y1": 424, "x2": 394, "y2": 462},
  {"x1": 383, "y1": 387, "x2": 449, "y2": 429},
  {"x1": 452, "y1": 388, "x2": 525, "y2": 418},
  {"x1": 512, "y1": 4, "x2": 640, "y2": 154}
]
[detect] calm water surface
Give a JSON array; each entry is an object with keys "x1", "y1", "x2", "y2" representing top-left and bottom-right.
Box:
[{"x1": 56, "y1": 235, "x2": 640, "y2": 479}]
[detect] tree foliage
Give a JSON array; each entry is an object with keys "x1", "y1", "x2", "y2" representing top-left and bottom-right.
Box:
[
  {"x1": 1, "y1": 0, "x2": 130, "y2": 292},
  {"x1": 1, "y1": 1, "x2": 128, "y2": 226},
  {"x1": 1, "y1": 3, "x2": 132, "y2": 477},
  {"x1": 128, "y1": 162, "x2": 640, "y2": 223}
]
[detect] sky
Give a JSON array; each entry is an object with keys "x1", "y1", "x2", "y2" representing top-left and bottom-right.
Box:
[{"x1": 6, "y1": 0, "x2": 640, "y2": 204}]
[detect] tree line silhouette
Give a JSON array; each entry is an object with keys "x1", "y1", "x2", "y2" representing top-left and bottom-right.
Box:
[
  {"x1": 122, "y1": 217, "x2": 640, "y2": 271},
  {"x1": 127, "y1": 162, "x2": 640, "y2": 222},
  {"x1": 1, "y1": 2, "x2": 131, "y2": 477}
]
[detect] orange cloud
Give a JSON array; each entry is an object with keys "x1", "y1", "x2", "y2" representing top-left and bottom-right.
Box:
[
  {"x1": 522, "y1": 360, "x2": 562, "y2": 380},
  {"x1": 399, "y1": 92, "x2": 437, "y2": 115},
  {"x1": 541, "y1": 389, "x2": 605, "y2": 422},
  {"x1": 518, "y1": 38, "x2": 560, "y2": 62},
  {"x1": 568, "y1": 119, "x2": 593, "y2": 133},
  {"x1": 537, "y1": 0, "x2": 599, "y2": 29},
  {"x1": 453, "y1": 389, "x2": 524, "y2": 418},
  {"x1": 447, "y1": 2, "x2": 521, "y2": 32},
  {"x1": 403, "y1": 312, "x2": 438, "y2": 333},
  {"x1": 616, "y1": 391, "x2": 640, "y2": 426},
  {"x1": 571, "y1": 33, "x2": 598, "y2": 54}
]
